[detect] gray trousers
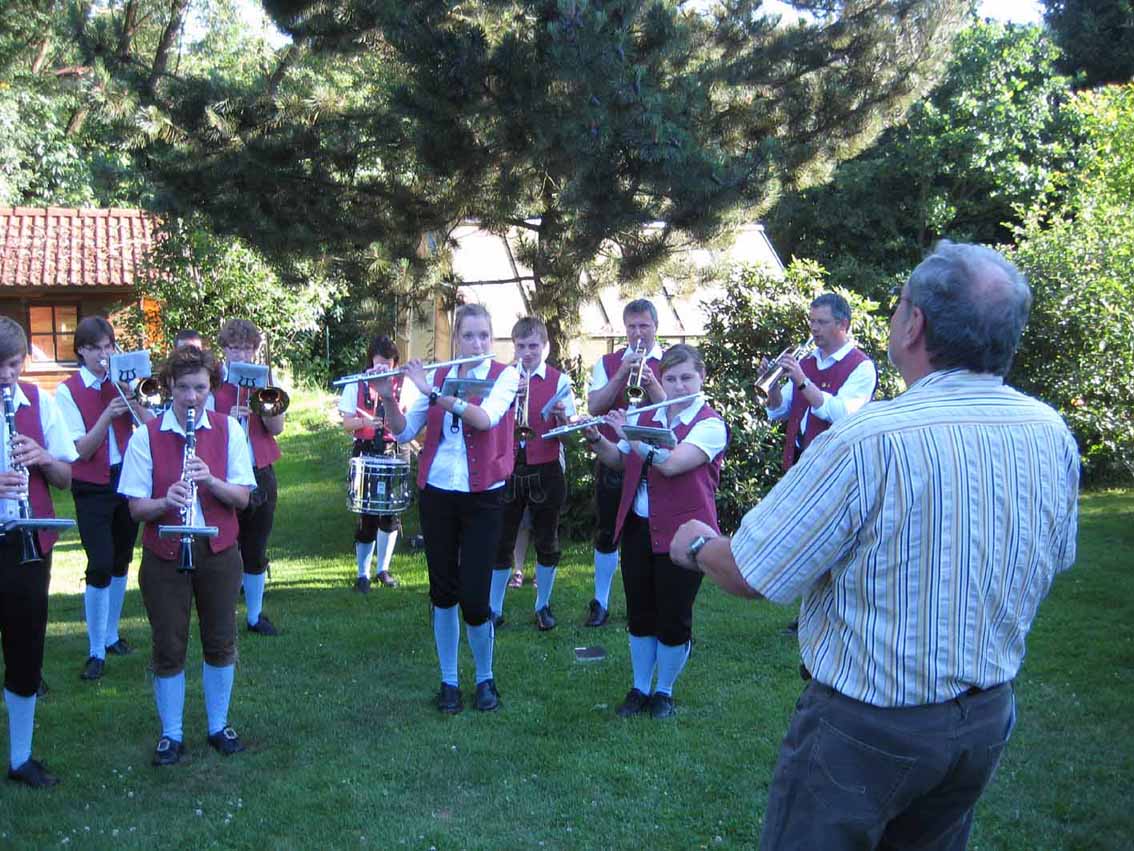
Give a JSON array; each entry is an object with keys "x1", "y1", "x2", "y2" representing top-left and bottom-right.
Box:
[{"x1": 760, "y1": 679, "x2": 1015, "y2": 850}]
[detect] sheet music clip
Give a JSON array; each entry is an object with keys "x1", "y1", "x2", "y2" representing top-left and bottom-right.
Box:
[
  {"x1": 539, "y1": 383, "x2": 571, "y2": 420},
  {"x1": 440, "y1": 377, "x2": 496, "y2": 399},
  {"x1": 621, "y1": 425, "x2": 677, "y2": 449},
  {"x1": 3, "y1": 517, "x2": 76, "y2": 533},
  {"x1": 158, "y1": 524, "x2": 219, "y2": 539}
]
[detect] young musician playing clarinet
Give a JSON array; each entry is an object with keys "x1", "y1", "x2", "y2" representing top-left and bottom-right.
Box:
[
  {"x1": 118, "y1": 346, "x2": 256, "y2": 765},
  {"x1": 55, "y1": 317, "x2": 154, "y2": 681},
  {"x1": 584, "y1": 299, "x2": 665, "y2": 627},
  {"x1": 585, "y1": 345, "x2": 728, "y2": 719},
  {"x1": 339, "y1": 334, "x2": 411, "y2": 591},
  {"x1": 377, "y1": 303, "x2": 519, "y2": 714},
  {"x1": 489, "y1": 317, "x2": 574, "y2": 631},
  {"x1": 212, "y1": 319, "x2": 286, "y2": 636},
  {"x1": 0, "y1": 317, "x2": 77, "y2": 787}
]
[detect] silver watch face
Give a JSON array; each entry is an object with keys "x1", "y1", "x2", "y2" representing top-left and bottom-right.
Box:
[{"x1": 689, "y1": 535, "x2": 710, "y2": 558}]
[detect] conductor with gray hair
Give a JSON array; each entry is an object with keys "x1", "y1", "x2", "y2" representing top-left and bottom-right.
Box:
[{"x1": 670, "y1": 242, "x2": 1080, "y2": 848}]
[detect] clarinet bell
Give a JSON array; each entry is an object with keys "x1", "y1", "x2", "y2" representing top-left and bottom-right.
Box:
[
  {"x1": 19, "y1": 529, "x2": 43, "y2": 566},
  {"x1": 177, "y1": 538, "x2": 195, "y2": 574}
]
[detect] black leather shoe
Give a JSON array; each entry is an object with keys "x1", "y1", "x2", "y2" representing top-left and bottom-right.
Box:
[
  {"x1": 436, "y1": 683, "x2": 463, "y2": 714},
  {"x1": 207, "y1": 726, "x2": 246, "y2": 756},
  {"x1": 649, "y1": 692, "x2": 677, "y2": 719},
  {"x1": 783, "y1": 619, "x2": 799, "y2": 636},
  {"x1": 491, "y1": 612, "x2": 505, "y2": 629},
  {"x1": 79, "y1": 656, "x2": 104, "y2": 681},
  {"x1": 535, "y1": 606, "x2": 557, "y2": 631},
  {"x1": 247, "y1": 615, "x2": 279, "y2": 636},
  {"x1": 105, "y1": 638, "x2": 133, "y2": 656},
  {"x1": 616, "y1": 688, "x2": 651, "y2": 718},
  {"x1": 152, "y1": 736, "x2": 185, "y2": 767},
  {"x1": 353, "y1": 576, "x2": 371, "y2": 593},
  {"x1": 584, "y1": 599, "x2": 609, "y2": 627},
  {"x1": 376, "y1": 570, "x2": 399, "y2": 588},
  {"x1": 7, "y1": 758, "x2": 59, "y2": 788},
  {"x1": 475, "y1": 679, "x2": 500, "y2": 712}
]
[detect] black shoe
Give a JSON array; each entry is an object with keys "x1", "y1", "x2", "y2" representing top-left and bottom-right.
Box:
[
  {"x1": 376, "y1": 570, "x2": 399, "y2": 588},
  {"x1": 783, "y1": 619, "x2": 799, "y2": 635},
  {"x1": 436, "y1": 683, "x2": 463, "y2": 715},
  {"x1": 491, "y1": 612, "x2": 505, "y2": 629},
  {"x1": 353, "y1": 576, "x2": 371, "y2": 594},
  {"x1": 152, "y1": 736, "x2": 185, "y2": 767},
  {"x1": 79, "y1": 656, "x2": 104, "y2": 681},
  {"x1": 247, "y1": 615, "x2": 279, "y2": 636},
  {"x1": 36, "y1": 679, "x2": 48, "y2": 697},
  {"x1": 7, "y1": 758, "x2": 59, "y2": 788},
  {"x1": 584, "y1": 599, "x2": 609, "y2": 627},
  {"x1": 615, "y1": 688, "x2": 651, "y2": 718},
  {"x1": 207, "y1": 726, "x2": 246, "y2": 756},
  {"x1": 649, "y1": 692, "x2": 677, "y2": 719},
  {"x1": 535, "y1": 606, "x2": 557, "y2": 631},
  {"x1": 105, "y1": 639, "x2": 133, "y2": 656},
  {"x1": 475, "y1": 679, "x2": 500, "y2": 712}
]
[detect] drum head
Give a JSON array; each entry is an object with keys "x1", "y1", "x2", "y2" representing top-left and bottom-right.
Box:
[{"x1": 347, "y1": 455, "x2": 412, "y2": 515}]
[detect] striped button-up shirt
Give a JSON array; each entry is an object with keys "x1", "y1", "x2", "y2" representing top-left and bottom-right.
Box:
[{"x1": 733, "y1": 369, "x2": 1080, "y2": 708}]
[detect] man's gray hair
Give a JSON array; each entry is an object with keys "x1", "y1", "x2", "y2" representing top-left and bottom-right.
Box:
[
  {"x1": 907, "y1": 241, "x2": 1033, "y2": 376},
  {"x1": 811, "y1": 293, "x2": 851, "y2": 325},
  {"x1": 623, "y1": 298, "x2": 658, "y2": 325}
]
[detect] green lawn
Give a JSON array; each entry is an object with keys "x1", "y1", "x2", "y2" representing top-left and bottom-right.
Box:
[{"x1": 2, "y1": 390, "x2": 1131, "y2": 850}]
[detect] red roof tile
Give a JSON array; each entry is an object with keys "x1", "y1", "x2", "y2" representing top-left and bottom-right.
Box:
[{"x1": 0, "y1": 207, "x2": 158, "y2": 289}]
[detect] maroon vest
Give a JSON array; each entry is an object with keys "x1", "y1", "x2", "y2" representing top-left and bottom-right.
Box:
[
  {"x1": 613, "y1": 403, "x2": 728, "y2": 554},
  {"x1": 597, "y1": 348, "x2": 663, "y2": 441},
  {"x1": 519, "y1": 365, "x2": 566, "y2": 466},
  {"x1": 416, "y1": 361, "x2": 515, "y2": 492},
  {"x1": 13, "y1": 383, "x2": 60, "y2": 552},
  {"x1": 213, "y1": 381, "x2": 281, "y2": 469},
  {"x1": 140, "y1": 412, "x2": 240, "y2": 559},
  {"x1": 782, "y1": 347, "x2": 873, "y2": 472},
  {"x1": 62, "y1": 371, "x2": 134, "y2": 484},
  {"x1": 352, "y1": 375, "x2": 403, "y2": 444}
]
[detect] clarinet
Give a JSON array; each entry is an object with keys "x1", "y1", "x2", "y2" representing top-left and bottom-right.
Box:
[
  {"x1": 2, "y1": 385, "x2": 44, "y2": 565},
  {"x1": 177, "y1": 406, "x2": 198, "y2": 574}
]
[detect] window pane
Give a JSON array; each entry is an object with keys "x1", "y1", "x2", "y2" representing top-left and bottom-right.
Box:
[
  {"x1": 57, "y1": 305, "x2": 78, "y2": 334},
  {"x1": 29, "y1": 307, "x2": 54, "y2": 334},
  {"x1": 30, "y1": 335, "x2": 56, "y2": 361}
]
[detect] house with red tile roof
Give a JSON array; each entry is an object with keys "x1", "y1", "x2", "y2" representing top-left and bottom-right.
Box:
[{"x1": 0, "y1": 207, "x2": 158, "y2": 390}]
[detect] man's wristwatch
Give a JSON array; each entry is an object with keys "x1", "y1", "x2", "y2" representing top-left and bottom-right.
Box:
[
  {"x1": 428, "y1": 390, "x2": 439, "y2": 407},
  {"x1": 688, "y1": 534, "x2": 714, "y2": 569},
  {"x1": 798, "y1": 378, "x2": 810, "y2": 390}
]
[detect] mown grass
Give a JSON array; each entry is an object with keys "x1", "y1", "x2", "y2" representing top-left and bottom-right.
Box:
[{"x1": 1, "y1": 390, "x2": 1131, "y2": 850}]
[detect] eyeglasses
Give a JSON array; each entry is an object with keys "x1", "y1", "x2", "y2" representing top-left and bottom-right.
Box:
[{"x1": 888, "y1": 287, "x2": 911, "y2": 316}]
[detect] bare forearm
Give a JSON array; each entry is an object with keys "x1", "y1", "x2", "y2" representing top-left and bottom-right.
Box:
[
  {"x1": 205, "y1": 479, "x2": 250, "y2": 510},
  {"x1": 588, "y1": 382, "x2": 623, "y2": 416},
  {"x1": 382, "y1": 399, "x2": 407, "y2": 436},
  {"x1": 130, "y1": 496, "x2": 171, "y2": 523},
  {"x1": 262, "y1": 413, "x2": 285, "y2": 436},
  {"x1": 438, "y1": 396, "x2": 490, "y2": 431},
  {"x1": 74, "y1": 419, "x2": 112, "y2": 460},
  {"x1": 42, "y1": 458, "x2": 71, "y2": 490},
  {"x1": 699, "y1": 537, "x2": 762, "y2": 599},
  {"x1": 591, "y1": 438, "x2": 623, "y2": 469}
]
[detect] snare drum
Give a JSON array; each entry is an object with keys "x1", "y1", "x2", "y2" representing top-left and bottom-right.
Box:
[{"x1": 347, "y1": 456, "x2": 412, "y2": 515}]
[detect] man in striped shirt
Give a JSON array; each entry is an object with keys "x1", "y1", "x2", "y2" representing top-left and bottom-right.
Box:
[{"x1": 671, "y1": 242, "x2": 1080, "y2": 849}]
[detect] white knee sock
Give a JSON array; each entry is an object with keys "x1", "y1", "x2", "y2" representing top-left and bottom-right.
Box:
[
  {"x1": 106, "y1": 575, "x2": 128, "y2": 647},
  {"x1": 202, "y1": 662, "x2": 235, "y2": 736},
  {"x1": 378, "y1": 529, "x2": 398, "y2": 574},
  {"x1": 4, "y1": 689, "x2": 35, "y2": 770},
  {"x1": 489, "y1": 568, "x2": 510, "y2": 617},
  {"x1": 373, "y1": 531, "x2": 389, "y2": 579},
  {"x1": 629, "y1": 635, "x2": 659, "y2": 694},
  {"x1": 654, "y1": 641, "x2": 692, "y2": 696},
  {"x1": 356, "y1": 541, "x2": 376, "y2": 579},
  {"x1": 433, "y1": 605, "x2": 460, "y2": 687},
  {"x1": 84, "y1": 585, "x2": 109, "y2": 660},
  {"x1": 534, "y1": 564, "x2": 556, "y2": 611},
  {"x1": 593, "y1": 549, "x2": 619, "y2": 609},
  {"x1": 153, "y1": 672, "x2": 186, "y2": 741},
  {"x1": 466, "y1": 621, "x2": 495, "y2": 684},
  {"x1": 243, "y1": 573, "x2": 265, "y2": 626}
]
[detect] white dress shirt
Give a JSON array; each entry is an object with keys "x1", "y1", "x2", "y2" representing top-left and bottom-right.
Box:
[
  {"x1": 765, "y1": 341, "x2": 877, "y2": 431},
  {"x1": 118, "y1": 408, "x2": 256, "y2": 524},
  {"x1": 1, "y1": 384, "x2": 79, "y2": 523},
  {"x1": 394, "y1": 359, "x2": 520, "y2": 492},
  {"x1": 55, "y1": 365, "x2": 125, "y2": 465},
  {"x1": 590, "y1": 342, "x2": 665, "y2": 392},
  {"x1": 617, "y1": 402, "x2": 727, "y2": 518}
]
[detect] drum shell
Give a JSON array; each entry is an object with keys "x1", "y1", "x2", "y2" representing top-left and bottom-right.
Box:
[{"x1": 347, "y1": 456, "x2": 412, "y2": 515}]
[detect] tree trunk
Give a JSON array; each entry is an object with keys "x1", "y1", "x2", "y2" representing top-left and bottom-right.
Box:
[
  {"x1": 117, "y1": 0, "x2": 139, "y2": 60},
  {"x1": 30, "y1": 39, "x2": 52, "y2": 74},
  {"x1": 65, "y1": 107, "x2": 89, "y2": 137},
  {"x1": 148, "y1": 0, "x2": 190, "y2": 95}
]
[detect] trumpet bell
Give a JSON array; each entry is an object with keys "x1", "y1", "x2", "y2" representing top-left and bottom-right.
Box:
[
  {"x1": 515, "y1": 425, "x2": 535, "y2": 441},
  {"x1": 134, "y1": 377, "x2": 167, "y2": 409},
  {"x1": 251, "y1": 387, "x2": 290, "y2": 417},
  {"x1": 625, "y1": 384, "x2": 646, "y2": 406}
]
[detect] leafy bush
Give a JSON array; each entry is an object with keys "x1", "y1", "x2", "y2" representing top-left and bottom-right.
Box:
[{"x1": 699, "y1": 260, "x2": 901, "y2": 529}]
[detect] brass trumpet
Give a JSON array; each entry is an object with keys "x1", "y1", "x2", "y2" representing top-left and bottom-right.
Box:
[
  {"x1": 624, "y1": 339, "x2": 648, "y2": 406},
  {"x1": 754, "y1": 337, "x2": 816, "y2": 399},
  {"x1": 514, "y1": 363, "x2": 533, "y2": 441}
]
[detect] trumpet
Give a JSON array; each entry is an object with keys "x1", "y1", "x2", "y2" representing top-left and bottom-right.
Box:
[
  {"x1": 101, "y1": 349, "x2": 166, "y2": 426},
  {"x1": 514, "y1": 362, "x2": 533, "y2": 441},
  {"x1": 545, "y1": 393, "x2": 704, "y2": 438},
  {"x1": 754, "y1": 337, "x2": 816, "y2": 399},
  {"x1": 1, "y1": 385, "x2": 75, "y2": 564},
  {"x1": 157, "y1": 406, "x2": 218, "y2": 574},
  {"x1": 331, "y1": 355, "x2": 488, "y2": 387},
  {"x1": 624, "y1": 339, "x2": 648, "y2": 406}
]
